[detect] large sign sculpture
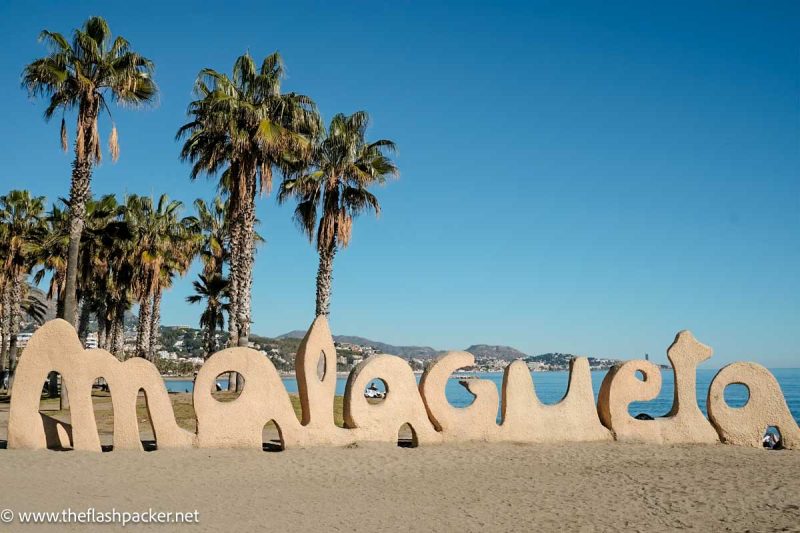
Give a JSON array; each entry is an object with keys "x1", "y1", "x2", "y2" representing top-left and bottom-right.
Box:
[
  {"x1": 596, "y1": 331, "x2": 720, "y2": 445},
  {"x1": 6, "y1": 319, "x2": 799, "y2": 452}
]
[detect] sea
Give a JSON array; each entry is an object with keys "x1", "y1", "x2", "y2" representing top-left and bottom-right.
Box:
[{"x1": 164, "y1": 367, "x2": 800, "y2": 424}]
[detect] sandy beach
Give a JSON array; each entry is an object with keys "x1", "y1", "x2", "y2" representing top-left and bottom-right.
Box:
[
  {"x1": 0, "y1": 442, "x2": 796, "y2": 532},
  {"x1": 0, "y1": 393, "x2": 799, "y2": 531}
]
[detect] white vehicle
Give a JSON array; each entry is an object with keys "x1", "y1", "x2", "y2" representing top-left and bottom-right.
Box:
[{"x1": 364, "y1": 384, "x2": 385, "y2": 399}]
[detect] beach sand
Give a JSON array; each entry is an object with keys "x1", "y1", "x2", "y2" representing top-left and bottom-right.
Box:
[
  {"x1": 0, "y1": 442, "x2": 797, "y2": 532},
  {"x1": 0, "y1": 393, "x2": 798, "y2": 531}
]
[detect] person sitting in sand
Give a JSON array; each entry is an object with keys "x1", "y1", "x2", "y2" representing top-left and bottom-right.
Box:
[{"x1": 762, "y1": 432, "x2": 780, "y2": 449}]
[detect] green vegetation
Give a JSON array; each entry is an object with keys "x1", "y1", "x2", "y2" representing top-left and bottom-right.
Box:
[
  {"x1": 0, "y1": 16, "x2": 398, "y2": 393},
  {"x1": 22, "y1": 16, "x2": 157, "y2": 325},
  {"x1": 279, "y1": 112, "x2": 398, "y2": 316}
]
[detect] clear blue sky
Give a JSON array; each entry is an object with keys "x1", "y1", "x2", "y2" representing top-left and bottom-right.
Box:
[{"x1": 1, "y1": 1, "x2": 797, "y2": 367}]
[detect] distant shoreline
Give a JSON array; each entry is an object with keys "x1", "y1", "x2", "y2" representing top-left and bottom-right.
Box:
[
  {"x1": 160, "y1": 368, "x2": 626, "y2": 381},
  {"x1": 159, "y1": 366, "x2": 799, "y2": 381}
]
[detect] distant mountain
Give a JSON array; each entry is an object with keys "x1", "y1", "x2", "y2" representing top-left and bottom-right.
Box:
[
  {"x1": 336, "y1": 335, "x2": 442, "y2": 359},
  {"x1": 278, "y1": 330, "x2": 441, "y2": 359},
  {"x1": 277, "y1": 330, "x2": 308, "y2": 340},
  {"x1": 465, "y1": 344, "x2": 528, "y2": 361},
  {"x1": 152, "y1": 323, "x2": 637, "y2": 370}
]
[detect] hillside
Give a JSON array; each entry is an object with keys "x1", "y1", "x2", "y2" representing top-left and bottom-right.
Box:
[
  {"x1": 465, "y1": 344, "x2": 528, "y2": 361},
  {"x1": 278, "y1": 331, "x2": 441, "y2": 359},
  {"x1": 153, "y1": 323, "x2": 633, "y2": 372}
]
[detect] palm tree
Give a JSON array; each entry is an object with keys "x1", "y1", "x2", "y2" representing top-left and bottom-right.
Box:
[
  {"x1": 192, "y1": 197, "x2": 229, "y2": 279},
  {"x1": 189, "y1": 197, "x2": 232, "y2": 383},
  {"x1": 22, "y1": 16, "x2": 157, "y2": 325},
  {"x1": 99, "y1": 227, "x2": 135, "y2": 359},
  {"x1": 178, "y1": 52, "x2": 320, "y2": 349},
  {"x1": 29, "y1": 202, "x2": 69, "y2": 317},
  {"x1": 0, "y1": 190, "x2": 46, "y2": 373},
  {"x1": 75, "y1": 195, "x2": 127, "y2": 343},
  {"x1": 28, "y1": 195, "x2": 126, "y2": 343},
  {"x1": 123, "y1": 194, "x2": 194, "y2": 359},
  {"x1": 187, "y1": 274, "x2": 229, "y2": 358},
  {"x1": 0, "y1": 283, "x2": 48, "y2": 384},
  {"x1": 0, "y1": 226, "x2": 10, "y2": 377},
  {"x1": 149, "y1": 233, "x2": 197, "y2": 360},
  {"x1": 27, "y1": 199, "x2": 74, "y2": 401},
  {"x1": 279, "y1": 112, "x2": 398, "y2": 316},
  {"x1": 21, "y1": 287, "x2": 48, "y2": 326}
]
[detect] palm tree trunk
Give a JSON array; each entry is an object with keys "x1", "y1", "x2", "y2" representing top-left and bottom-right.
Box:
[
  {"x1": 97, "y1": 314, "x2": 107, "y2": 350},
  {"x1": 206, "y1": 310, "x2": 217, "y2": 359},
  {"x1": 104, "y1": 318, "x2": 114, "y2": 351},
  {"x1": 7, "y1": 274, "x2": 23, "y2": 373},
  {"x1": 110, "y1": 323, "x2": 119, "y2": 358},
  {"x1": 236, "y1": 196, "x2": 256, "y2": 345},
  {"x1": 136, "y1": 295, "x2": 152, "y2": 358},
  {"x1": 225, "y1": 203, "x2": 244, "y2": 391},
  {"x1": 112, "y1": 306, "x2": 125, "y2": 359},
  {"x1": 77, "y1": 300, "x2": 91, "y2": 345},
  {"x1": 226, "y1": 237, "x2": 240, "y2": 391},
  {"x1": 233, "y1": 194, "x2": 256, "y2": 393},
  {"x1": 227, "y1": 216, "x2": 241, "y2": 349},
  {"x1": 0, "y1": 282, "x2": 10, "y2": 373},
  {"x1": 315, "y1": 245, "x2": 337, "y2": 317},
  {"x1": 149, "y1": 287, "x2": 162, "y2": 360},
  {"x1": 55, "y1": 271, "x2": 66, "y2": 319},
  {"x1": 62, "y1": 157, "x2": 92, "y2": 326}
]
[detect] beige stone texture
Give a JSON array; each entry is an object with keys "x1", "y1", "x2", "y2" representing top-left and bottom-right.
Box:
[
  {"x1": 293, "y1": 316, "x2": 350, "y2": 445},
  {"x1": 419, "y1": 351, "x2": 499, "y2": 441},
  {"x1": 597, "y1": 330, "x2": 719, "y2": 444},
  {"x1": 194, "y1": 346, "x2": 303, "y2": 449},
  {"x1": 343, "y1": 355, "x2": 441, "y2": 445},
  {"x1": 499, "y1": 358, "x2": 613, "y2": 442},
  {"x1": 707, "y1": 362, "x2": 799, "y2": 449},
  {"x1": 8, "y1": 319, "x2": 193, "y2": 452}
]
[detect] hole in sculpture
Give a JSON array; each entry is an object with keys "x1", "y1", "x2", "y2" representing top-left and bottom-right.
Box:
[
  {"x1": 46, "y1": 371, "x2": 59, "y2": 398},
  {"x1": 628, "y1": 368, "x2": 672, "y2": 419},
  {"x1": 723, "y1": 383, "x2": 750, "y2": 408},
  {"x1": 225, "y1": 372, "x2": 245, "y2": 392},
  {"x1": 92, "y1": 377, "x2": 113, "y2": 452},
  {"x1": 137, "y1": 388, "x2": 158, "y2": 451},
  {"x1": 763, "y1": 426, "x2": 783, "y2": 450},
  {"x1": 451, "y1": 379, "x2": 477, "y2": 408},
  {"x1": 317, "y1": 350, "x2": 327, "y2": 381},
  {"x1": 262, "y1": 420, "x2": 285, "y2": 452},
  {"x1": 397, "y1": 423, "x2": 418, "y2": 448},
  {"x1": 364, "y1": 379, "x2": 388, "y2": 402},
  {"x1": 39, "y1": 374, "x2": 72, "y2": 450},
  {"x1": 213, "y1": 372, "x2": 243, "y2": 402}
]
